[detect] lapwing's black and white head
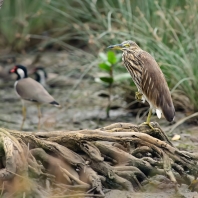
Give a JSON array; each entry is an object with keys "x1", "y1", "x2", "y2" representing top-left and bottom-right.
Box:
[
  {"x1": 34, "y1": 67, "x2": 48, "y2": 87},
  {"x1": 9, "y1": 65, "x2": 28, "y2": 80}
]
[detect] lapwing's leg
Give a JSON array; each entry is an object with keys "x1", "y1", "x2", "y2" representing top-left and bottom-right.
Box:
[
  {"x1": 37, "y1": 104, "x2": 42, "y2": 130},
  {"x1": 141, "y1": 109, "x2": 154, "y2": 130},
  {"x1": 20, "y1": 105, "x2": 26, "y2": 130}
]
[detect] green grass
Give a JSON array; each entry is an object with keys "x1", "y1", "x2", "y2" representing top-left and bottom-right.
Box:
[{"x1": 0, "y1": 0, "x2": 198, "y2": 112}]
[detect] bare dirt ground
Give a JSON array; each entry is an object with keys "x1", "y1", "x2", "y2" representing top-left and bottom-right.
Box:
[
  {"x1": 0, "y1": 51, "x2": 141, "y2": 132},
  {"x1": 0, "y1": 50, "x2": 197, "y2": 198}
]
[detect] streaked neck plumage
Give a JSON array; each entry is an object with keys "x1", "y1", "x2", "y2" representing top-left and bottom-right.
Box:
[{"x1": 122, "y1": 47, "x2": 144, "y2": 92}]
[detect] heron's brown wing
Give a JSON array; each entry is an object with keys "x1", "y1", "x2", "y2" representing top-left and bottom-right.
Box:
[
  {"x1": 16, "y1": 78, "x2": 55, "y2": 104},
  {"x1": 139, "y1": 51, "x2": 175, "y2": 122}
]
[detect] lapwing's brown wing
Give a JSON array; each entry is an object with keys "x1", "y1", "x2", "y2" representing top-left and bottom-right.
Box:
[{"x1": 16, "y1": 77, "x2": 55, "y2": 104}]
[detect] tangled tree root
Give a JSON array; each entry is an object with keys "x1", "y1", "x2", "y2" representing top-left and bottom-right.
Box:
[{"x1": 0, "y1": 122, "x2": 197, "y2": 197}]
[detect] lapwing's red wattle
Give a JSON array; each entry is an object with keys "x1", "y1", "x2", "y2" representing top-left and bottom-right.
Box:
[{"x1": 10, "y1": 68, "x2": 16, "y2": 73}]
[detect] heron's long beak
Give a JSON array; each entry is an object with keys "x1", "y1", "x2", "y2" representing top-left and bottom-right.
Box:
[{"x1": 107, "y1": 44, "x2": 123, "y2": 50}]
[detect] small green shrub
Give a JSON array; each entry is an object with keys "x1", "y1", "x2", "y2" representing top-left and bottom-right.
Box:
[{"x1": 97, "y1": 50, "x2": 122, "y2": 117}]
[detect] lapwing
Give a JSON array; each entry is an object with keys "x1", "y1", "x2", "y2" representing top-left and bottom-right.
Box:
[
  {"x1": 9, "y1": 65, "x2": 60, "y2": 130},
  {"x1": 33, "y1": 67, "x2": 48, "y2": 87}
]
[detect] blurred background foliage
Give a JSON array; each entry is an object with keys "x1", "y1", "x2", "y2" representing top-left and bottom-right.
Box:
[{"x1": 0, "y1": 0, "x2": 198, "y2": 113}]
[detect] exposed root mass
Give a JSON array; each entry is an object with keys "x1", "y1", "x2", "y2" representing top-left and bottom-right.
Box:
[{"x1": 0, "y1": 122, "x2": 197, "y2": 197}]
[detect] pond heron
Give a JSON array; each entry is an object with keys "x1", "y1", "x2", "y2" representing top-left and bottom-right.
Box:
[{"x1": 108, "y1": 41, "x2": 175, "y2": 128}]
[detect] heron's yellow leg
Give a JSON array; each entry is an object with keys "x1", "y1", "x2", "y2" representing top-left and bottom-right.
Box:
[
  {"x1": 141, "y1": 109, "x2": 154, "y2": 130},
  {"x1": 37, "y1": 104, "x2": 42, "y2": 130},
  {"x1": 135, "y1": 92, "x2": 143, "y2": 102},
  {"x1": 20, "y1": 106, "x2": 26, "y2": 130},
  {"x1": 189, "y1": 179, "x2": 198, "y2": 191}
]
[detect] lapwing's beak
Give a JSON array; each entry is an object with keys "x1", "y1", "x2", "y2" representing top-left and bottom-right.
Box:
[{"x1": 9, "y1": 68, "x2": 15, "y2": 73}]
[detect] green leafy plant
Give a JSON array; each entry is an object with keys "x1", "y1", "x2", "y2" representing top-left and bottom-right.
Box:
[{"x1": 98, "y1": 50, "x2": 121, "y2": 118}]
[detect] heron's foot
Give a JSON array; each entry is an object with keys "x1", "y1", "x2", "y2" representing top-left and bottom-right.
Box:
[
  {"x1": 189, "y1": 179, "x2": 198, "y2": 191},
  {"x1": 141, "y1": 122, "x2": 155, "y2": 130},
  {"x1": 135, "y1": 92, "x2": 143, "y2": 102}
]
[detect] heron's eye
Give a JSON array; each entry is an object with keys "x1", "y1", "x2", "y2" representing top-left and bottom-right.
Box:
[{"x1": 124, "y1": 43, "x2": 130, "y2": 47}]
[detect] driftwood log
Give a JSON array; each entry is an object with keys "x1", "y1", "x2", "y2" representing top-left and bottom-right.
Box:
[{"x1": 0, "y1": 122, "x2": 197, "y2": 197}]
